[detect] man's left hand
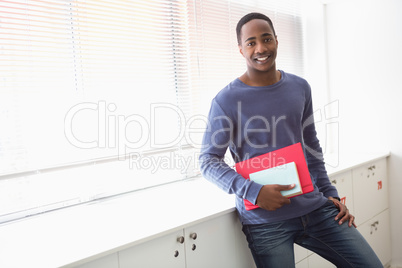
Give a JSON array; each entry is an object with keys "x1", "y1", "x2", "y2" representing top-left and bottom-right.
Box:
[{"x1": 328, "y1": 196, "x2": 357, "y2": 228}]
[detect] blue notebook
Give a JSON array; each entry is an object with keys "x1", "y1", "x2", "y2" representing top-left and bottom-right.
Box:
[{"x1": 249, "y1": 161, "x2": 302, "y2": 197}]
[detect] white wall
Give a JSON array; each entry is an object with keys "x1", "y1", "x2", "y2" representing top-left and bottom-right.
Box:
[
  {"x1": 325, "y1": 0, "x2": 402, "y2": 266},
  {"x1": 301, "y1": 0, "x2": 334, "y2": 157}
]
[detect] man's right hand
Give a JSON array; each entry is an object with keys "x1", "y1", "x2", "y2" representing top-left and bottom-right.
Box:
[{"x1": 255, "y1": 184, "x2": 295, "y2": 211}]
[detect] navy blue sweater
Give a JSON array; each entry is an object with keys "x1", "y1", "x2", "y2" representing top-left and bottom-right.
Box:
[{"x1": 199, "y1": 70, "x2": 339, "y2": 224}]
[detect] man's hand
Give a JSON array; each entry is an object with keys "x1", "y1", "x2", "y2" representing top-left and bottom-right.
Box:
[
  {"x1": 255, "y1": 184, "x2": 295, "y2": 211},
  {"x1": 328, "y1": 196, "x2": 356, "y2": 227}
]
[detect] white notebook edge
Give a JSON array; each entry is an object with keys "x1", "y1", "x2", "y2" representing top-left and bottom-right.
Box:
[{"x1": 249, "y1": 161, "x2": 303, "y2": 197}]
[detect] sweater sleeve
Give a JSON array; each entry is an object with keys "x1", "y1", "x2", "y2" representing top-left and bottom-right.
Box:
[
  {"x1": 199, "y1": 98, "x2": 263, "y2": 205},
  {"x1": 302, "y1": 87, "x2": 339, "y2": 199}
]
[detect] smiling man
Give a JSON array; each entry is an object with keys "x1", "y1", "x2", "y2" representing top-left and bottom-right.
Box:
[
  {"x1": 238, "y1": 18, "x2": 279, "y2": 87},
  {"x1": 199, "y1": 12, "x2": 382, "y2": 267}
]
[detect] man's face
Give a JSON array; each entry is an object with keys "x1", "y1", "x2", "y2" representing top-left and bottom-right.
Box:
[{"x1": 238, "y1": 19, "x2": 278, "y2": 74}]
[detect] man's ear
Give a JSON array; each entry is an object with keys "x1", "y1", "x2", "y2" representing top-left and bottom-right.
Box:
[{"x1": 238, "y1": 45, "x2": 244, "y2": 57}]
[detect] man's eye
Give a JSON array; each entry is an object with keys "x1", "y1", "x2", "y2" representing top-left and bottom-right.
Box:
[
  {"x1": 265, "y1": 38, "x2": 272, "y2": 42},
  {"x1": 247, "y1": 42, "x2": 255, "y2": 46}
]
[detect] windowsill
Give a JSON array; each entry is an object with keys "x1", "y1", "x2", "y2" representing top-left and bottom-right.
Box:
[{"x1": 0, "y1": 151, "x2": 390, "y2": 268}]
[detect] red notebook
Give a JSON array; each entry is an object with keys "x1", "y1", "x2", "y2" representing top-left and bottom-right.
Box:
[{"x1": 235, "y1": 142, "x2": 314, "y2": 211}]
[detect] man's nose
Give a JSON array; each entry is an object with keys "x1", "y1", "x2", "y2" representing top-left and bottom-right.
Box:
[{"x1": 255, "y1": 41, "x2": 267, "y2": 54}]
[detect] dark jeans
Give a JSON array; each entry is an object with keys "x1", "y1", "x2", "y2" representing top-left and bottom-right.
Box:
[{"x1": 242, "y1": 201, "x2": 383, "y2": 268}]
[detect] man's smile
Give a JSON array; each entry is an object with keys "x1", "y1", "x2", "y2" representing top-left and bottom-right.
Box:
[{"x1": 254, "y1": 55, "x2": 271, "y2": 63}]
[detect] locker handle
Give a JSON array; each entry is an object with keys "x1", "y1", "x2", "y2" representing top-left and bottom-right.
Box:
[
  {"x1": 370, "y1": 220, "x2": 379, "y2": 234},
  {"x1": 177, "y1": 236, "x2": 185, "y2": 244}
]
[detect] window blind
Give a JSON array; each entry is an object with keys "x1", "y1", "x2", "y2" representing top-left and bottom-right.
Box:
[
  {"x1": 1, "y1": 0, "x2": 189, "y2": 173},
  {"x1": 0, "y1": 0, "x2": 304, "y2": 223}
]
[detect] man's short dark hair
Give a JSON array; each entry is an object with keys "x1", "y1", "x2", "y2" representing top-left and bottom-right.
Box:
[{"x1": 236, "y1": 12, "x2": 276, "y2": 45}]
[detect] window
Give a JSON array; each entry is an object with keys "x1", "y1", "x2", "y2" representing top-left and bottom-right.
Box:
[{"x1": 0, "y1": 0, "x2": 304, "y2": 223}]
